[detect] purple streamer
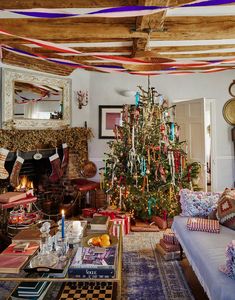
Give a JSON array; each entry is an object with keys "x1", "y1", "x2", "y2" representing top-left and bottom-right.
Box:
[
  {"x1": 88, "y1": 6, "x2": 164, "y2": 15},
  {"x1": 11, "y1": 11, "x2": 77, "y2": 18},
  {"x1": 7, "y1": 2, "x2": 235, "y2": 19},
  {"x1": 2, "y1": 45, "x2": 38, "y2": 57},
  {"x1": 93, "y1": 64, "x2": 124, "y2": 69}
]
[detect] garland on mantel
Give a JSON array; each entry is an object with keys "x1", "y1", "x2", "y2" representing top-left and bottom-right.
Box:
[{"x1": 0, "y1": 127, "x2": 93, "y2": 152}]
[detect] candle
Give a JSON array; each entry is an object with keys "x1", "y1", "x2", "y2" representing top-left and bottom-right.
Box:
[{"x1": 61, "y1": 209, "x2": 65, "y2": 239}]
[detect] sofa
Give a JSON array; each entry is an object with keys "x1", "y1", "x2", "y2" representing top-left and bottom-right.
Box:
[{"x1": 172, "y1": 216, "x2": 235, "y2": 300}]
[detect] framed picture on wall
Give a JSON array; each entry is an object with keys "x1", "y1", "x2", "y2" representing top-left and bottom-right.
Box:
[{"x1": 99, "y1": 105, "x2": 123, "y2": 139}]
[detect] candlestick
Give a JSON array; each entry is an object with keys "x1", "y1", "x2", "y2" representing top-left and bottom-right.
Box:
[{"x1": 61, "y1": 209, "x2": 65, "y2": 239}]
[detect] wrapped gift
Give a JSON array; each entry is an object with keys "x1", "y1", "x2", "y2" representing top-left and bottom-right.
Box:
[
  {"x1": 160, "y1": 239, "x2": 180, "y2": 252},
  {"x1": 82, "y1": 208, "x2": 97, "y2": 218},
  {"x1": 94, "y1": 209, "x2": 130, "y2": 236},
  {"x1": 163, "y1": 228, "x2": 179, "y2": 245}
]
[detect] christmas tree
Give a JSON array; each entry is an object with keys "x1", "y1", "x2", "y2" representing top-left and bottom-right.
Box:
[{"x1": 101, "y1": 81, "x2": 200, "y2": 220}]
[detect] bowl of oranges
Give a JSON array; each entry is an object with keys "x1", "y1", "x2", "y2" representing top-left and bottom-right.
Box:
[{"x1": 82, "y1": 233, "x2": 118, "y2": 248}]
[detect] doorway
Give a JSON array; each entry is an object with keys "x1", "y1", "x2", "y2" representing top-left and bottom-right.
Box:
[{"x1": 173, "y1": 98, "x2": 216, "y2": 192}]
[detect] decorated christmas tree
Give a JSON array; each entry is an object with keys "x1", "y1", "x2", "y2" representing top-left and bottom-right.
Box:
[{"x1": 101, "y1": 81, "x2": 200, "y2": 220}]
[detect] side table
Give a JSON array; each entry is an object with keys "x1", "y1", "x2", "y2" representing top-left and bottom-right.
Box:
[{"x1": 0, "y1": 196, "x2": 37, "y2": 234}]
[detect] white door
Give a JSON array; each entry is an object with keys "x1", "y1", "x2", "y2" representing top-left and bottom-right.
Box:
[{"x1": 173, "y1": 98, "x2": 207, "y2": 191}]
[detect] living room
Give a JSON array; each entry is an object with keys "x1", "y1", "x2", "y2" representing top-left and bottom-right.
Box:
[{"x1": 0, "y1": 1, "x2": 235, "y2": 300}]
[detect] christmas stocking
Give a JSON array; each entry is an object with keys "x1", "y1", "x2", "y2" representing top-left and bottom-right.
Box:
[
  {"x1": 10, "y1": 156, "x2": 24, "y2": 187},
  {"x1": 61, "y1": 143, "x2": 69, "y2": 175},
  {"x1": 0, "y1": 148, "x2": 9, "y2": 179},
  {"x1": 49, "y1": 153, "x2": 62, "y2": 183}
]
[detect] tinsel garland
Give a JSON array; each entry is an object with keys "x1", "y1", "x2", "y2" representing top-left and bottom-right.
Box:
[{"x1": 0, "y1": 127, "x2": 93, "y2": 152}]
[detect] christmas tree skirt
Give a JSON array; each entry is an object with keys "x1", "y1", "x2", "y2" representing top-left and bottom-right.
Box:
[{"x1": 131, "y1": 220, "x2": 160, "y2": 232}]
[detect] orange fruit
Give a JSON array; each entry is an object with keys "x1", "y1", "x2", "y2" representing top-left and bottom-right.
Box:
[
  {"x1": 100, "y1": 239, "x2": 111, "y2": 247},
  {"x1": 101, "y1": 234, "x2": 110, "y2": 241},
  {"x1": 91, "y1": 237, "x2": 101, "y2": 246}
]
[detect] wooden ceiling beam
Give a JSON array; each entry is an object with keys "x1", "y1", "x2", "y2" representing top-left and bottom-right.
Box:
[
  {"x1": 0, "y1": 20, "x2": 147, "y2": 41},
  {"x1": 151, "y1": 44, "x2": 235, "y2": 52},
  {"x1": 2, "y1": 49, "x2": 73, "y2": 76},
  {"x1": 151, "y1": 16, "x2": 235, "y2": 40},
  {"x1": 31, "y1": 46, "x2": 132, "y2": 54},
  {"x1": 156, "y1": 51, "x2": 235, "y2": 59},
  {"x1": 0, "y1": 16, "x2": 234, "y2": 42},
  {"x1": 5, "y1": 38, "x2": 133, "y2": 45},
  {"x1": 0, "y1": 0, "x2": 137, "y2": 9}
]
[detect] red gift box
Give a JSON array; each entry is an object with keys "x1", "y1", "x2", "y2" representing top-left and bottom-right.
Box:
[
  {"x1": 82, "y1": 208, "x2": 97, "y2": 218},
  {"x1": 94, "y1": 209, "x2": 130, "y2": 236}
]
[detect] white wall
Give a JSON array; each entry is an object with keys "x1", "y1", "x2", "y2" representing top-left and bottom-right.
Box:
[{"x1": 1, "y1": 62, "x2": 234, "y2": 190}]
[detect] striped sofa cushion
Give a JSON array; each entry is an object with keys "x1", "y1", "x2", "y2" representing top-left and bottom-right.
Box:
[{"x1": 187, "y1": 217, "x2": 220, "y2": 233}]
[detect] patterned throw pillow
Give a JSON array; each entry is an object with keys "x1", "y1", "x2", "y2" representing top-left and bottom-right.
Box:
[
  {"x1": 180, "y1": 189, "x2": 221, "y2": 217},
  {"x1": 187, "y1": 217, "x2": 220, "y2": 233},
  {"x1": 217, "y1": 188, "x2": 235, "y2": 230}
]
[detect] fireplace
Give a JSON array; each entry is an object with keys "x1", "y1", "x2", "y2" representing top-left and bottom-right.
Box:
[
  {"x1": 2, "y1": 148, "x2": 80, "y2": 218},
  {"x1": 0, "y1": 127, "x2": 92, "y2": 217}
]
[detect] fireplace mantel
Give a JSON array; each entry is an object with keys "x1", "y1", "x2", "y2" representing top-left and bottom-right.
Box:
[{"x1": 0, "y1": 127, "x2": 92, "y2": 153}]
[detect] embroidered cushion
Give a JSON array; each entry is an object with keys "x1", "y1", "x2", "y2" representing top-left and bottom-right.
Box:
[
  {"x1": 187, "y1": 217, "x2": 220, "y2": 233},
  {"x1": 219, "y1": 240, "x2": 235, "y2": 280},
  {"x1": 217, "y1": 188, "x2": 235, "y2": 230},
  {"x1": 180, "y1": 189, "x2": 221, "y2": 217}
]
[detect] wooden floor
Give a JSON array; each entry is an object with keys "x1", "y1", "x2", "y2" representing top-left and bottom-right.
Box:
[{"x1": 180, "y1": 258, "x2": 209, "y2": 300}]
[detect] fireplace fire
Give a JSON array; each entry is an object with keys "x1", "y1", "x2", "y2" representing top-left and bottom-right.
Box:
[{"x1": 16, "y1": 176, "x2": 34, "y2": 193}]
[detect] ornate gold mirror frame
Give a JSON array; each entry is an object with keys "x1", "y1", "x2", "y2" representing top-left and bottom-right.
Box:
[{"x1": 2, "y1": 68, "x2": 71, "y2": 129}]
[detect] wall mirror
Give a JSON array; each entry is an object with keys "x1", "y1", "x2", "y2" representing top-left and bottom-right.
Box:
[{"x1": 2, "y1": 68, "x2": 71, "y2": 129}]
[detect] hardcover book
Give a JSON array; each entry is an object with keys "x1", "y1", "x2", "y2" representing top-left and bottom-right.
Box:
[
  {"x1": 156, "y1": 243, "x2": 180, "y2": 261},
  {"x1": 0, "y1": 192, "x2": 27, "y2": 203},
  {"x1": 11, "y1": 281, "x2": 51, "y2": 300},
  {"x1": 90, "y1": 216, "x2": 110, "y2": 231},
  {"x1": 70, "y1": 246, "x2": 117, "y2": 269},
  {"x1": 159, "y1": 239, "x2": 180, "y2": 253},
  {"x1": 12, "y1": 229, "x2": 41, "y2": 244},
  {"x1": 0, "y1": 254, "x2": 29, "y2": 273},
  {"x1": 68, "y1": 267, "x2": 115, "y2": 278},
  {"x1": 17, "y1": 274, "x2": 50, "y2": 296},
  {"x1": 2, "y1": 242, "x2": 39, "y2": 256}
]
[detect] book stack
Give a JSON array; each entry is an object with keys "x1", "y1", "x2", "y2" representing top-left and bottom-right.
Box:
[
  {"x1": 0, "y1": 254, "x2": 29, "y2": 274},
  {"x1": 10, "y1": 274, "x2": 51, "y2": 300},
  {"x1": 0, "y1": 242, "x2": 39, "y2": 274},
  {"x1": 0, "y1": 192, "x2": 27, "y2": 203},
  {"x1": 90, "y1": 216, "x2": 110, "y2": 231},
  {"x1": 156, "y1": 229, "x2": 181, "y2": 261},
  {"x1": 68, "y1": 246, "x2": 117, "y2": 278}
]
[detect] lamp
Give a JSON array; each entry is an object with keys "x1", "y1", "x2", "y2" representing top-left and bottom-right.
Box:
[{"x1": 75, "y1": 90, "x2": 88, "y2": 109}]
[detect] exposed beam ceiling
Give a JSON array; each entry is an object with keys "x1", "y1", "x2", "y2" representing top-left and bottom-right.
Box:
[{"x1": 0, "y1": 1, "x2": 235, "y2": 75}]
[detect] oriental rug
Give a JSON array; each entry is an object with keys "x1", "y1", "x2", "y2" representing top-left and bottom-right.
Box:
[
  {"x1": 0, "y1": 232, "x2": 194, "y2": 300},
  {"x1": 122, "y1": 232, "x2": 194, "y2": 300}
]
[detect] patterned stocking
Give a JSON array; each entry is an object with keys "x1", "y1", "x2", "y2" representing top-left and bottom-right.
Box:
[
  {"x1": 10, "y1": 156, "x2": 24, "y2": 187},
  {"x1": 49, "y1": 153, "x2": 62, "y2": 183},
  {"x1": 61, "y1": 143, "x2": 69, "y2": 175},
  {"x1": 0, "y1": 148, "x2": 9, "y2": 179}
]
